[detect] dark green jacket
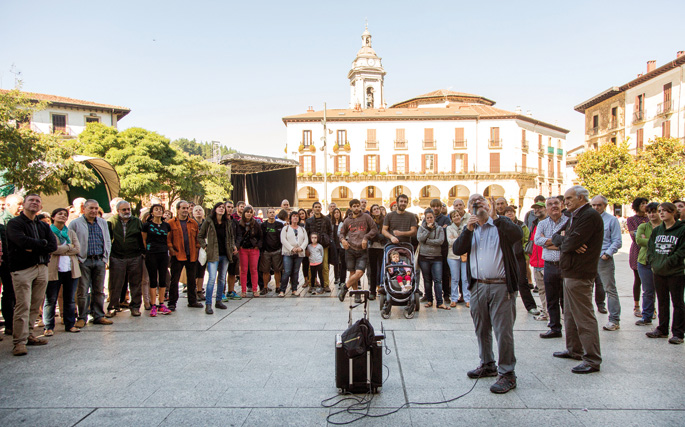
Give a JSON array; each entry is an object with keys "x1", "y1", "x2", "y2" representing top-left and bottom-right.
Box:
[
  {"x1": 198, "y1": 218, "x2": 235, "y2": 263},
  {"x1": 107, "y1": 215, "x2": 145, "y2": 259},
  {"x1": 648, "y1": 220, "x2": 685, "y2": 277}
]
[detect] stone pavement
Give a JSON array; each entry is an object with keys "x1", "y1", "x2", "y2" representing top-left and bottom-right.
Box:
[{"x1": 0, "y1": 234, "x2": 683, "y2": 426}]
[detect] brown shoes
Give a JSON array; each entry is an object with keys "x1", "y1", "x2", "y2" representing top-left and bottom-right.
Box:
[
  {"x1": 12, "y1": 344, "x2": 28, "y2": 356},
  {"x1": 27, "y1": 335, "x2": 48, "y2": 346},
  {"x1": 93, "y1": 317, "x2": 113, "y2": 325},
  {"x1": 75, "y1": 319, "x2": 86, "y2": 328}
]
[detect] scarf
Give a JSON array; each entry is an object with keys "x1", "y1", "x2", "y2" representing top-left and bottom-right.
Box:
[{"x1": 50, "y1": 224, "x2": 71, "y2": 245}]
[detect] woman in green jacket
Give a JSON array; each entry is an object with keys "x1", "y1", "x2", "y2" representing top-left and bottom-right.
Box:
[
  {"x1": 635, "y1": 202, "x2": 660, "y2": 326},
  {"x1": 198, "y1": 202, "x2": 236, "y2": 314},
  {"x1": 646, "y1": 202, "x2": 685, "y2": 344}
]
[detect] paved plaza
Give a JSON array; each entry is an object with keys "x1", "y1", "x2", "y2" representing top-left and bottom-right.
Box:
[{"x1": 0, "y1": 234, "x2": 683, "y2": 426}]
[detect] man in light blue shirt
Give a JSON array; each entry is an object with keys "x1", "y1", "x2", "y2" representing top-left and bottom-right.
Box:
[{"x1": 591, "y1": 195, "x2": 622, "y2": 331}]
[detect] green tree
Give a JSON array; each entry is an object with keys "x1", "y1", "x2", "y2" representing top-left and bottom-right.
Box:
[
  {"x1": 0, "y1": 87, "x2": 96, "y2": 195},
  {"x1": 637, "y1": 137, "x2": 685, "y2": 201},
  {"x1": 171, "y1": 138, "x2": 236, "y2": 160}
]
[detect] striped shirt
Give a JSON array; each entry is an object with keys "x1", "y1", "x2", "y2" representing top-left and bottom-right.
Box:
[
  {"x1": 87, "y1": 219, "x2": 105, "y2": 256},
  {"x1": 534, "y1": 215, "x2": 569, "y2": 262}
]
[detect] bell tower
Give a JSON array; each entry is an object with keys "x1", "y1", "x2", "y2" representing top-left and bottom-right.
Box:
[{"x1": 348, "y1": 25, "x2": 386, "y2": 109}]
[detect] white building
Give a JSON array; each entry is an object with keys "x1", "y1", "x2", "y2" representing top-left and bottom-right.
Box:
[
  {"x1": 1, "y1": 89, "x2": 130, "y2": 137},
  {"x1": 574, "y1": 52, "x2": 685, "y2": 152},
  {"x1": 283, "y1": 28, "x2": 569, "y2": 211}
]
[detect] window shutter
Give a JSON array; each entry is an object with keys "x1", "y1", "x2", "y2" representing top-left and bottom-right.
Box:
[
  {"x1": 538, "y1": 156, "x2": 542, "y2": 175},
  {"x1": 299, "y1": 155, "x2": 304, "y2": 173},
  {"x1": 396, "y1": 128, "x2": 405, "y2": 141},
  {"x1": 522, "y1": 153, "x2": 527, "y2": 170},
  {"x1": 494, "y1": 127, "x2": 500, "y2": 142},
  {"x1": 375, "y1": 155, "x2": 380, "y2": 172},
  {"x1": 635, "y1": 95, "x2": 640, "y2": 111},
  {"x1": 521, "y1": 129, "x2": 526, "y2": 143},
  {"x1": 490, "y1": 153, "x2": 500, "y2": 173},
  {"x1": 452, "y1": 153, "x2": 457, "y2": 173},
  {"x1": 663, "y1": 120, "x2": 671, "y2": 138},
  {"x1": 455, "y1": 127, "x2": 464, "y2": 143},
  {"x1": 334, "y1": 155, "x2": 339, "y2": 173},
  {"x1": 557, "y1": 160, "x2": 561, "y2": 177},
  {"x1": 346, "y1": 155, "x2": 350, "y2": 172},
  {"x1": 405, "y1": 155, "x2": 409, "y2": 172},
  {"x1": 364, "y1": 155, "x2": 368, "y2": 172},
  {"x1": 311, "y1": 156, "x2": 316, "y2": 174},
  {"x1": 367, "y1": 129, "x2": 376, "y2": 142},
  {"x1": 421, "y1": 154, "x2": 426, "y2": 173},
  {"x1": 392, "y1": 155, "x2": 397, "y2": 173},
  {"x1": 433, "y1": 154, "x2": 439, "y2": 173},
  {"x1": 424, "y1": 128, "x2": 434, "y2": 142},
  {"x1": 463, "y1": 153, "x2": 468, "y2": 173},
  {"x1": 664, "y1": 83, "x2": 672, "y2": 103}
]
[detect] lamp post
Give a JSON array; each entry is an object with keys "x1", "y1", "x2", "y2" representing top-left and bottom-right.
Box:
[{"x1": 321, "y1": 103, "x2": 328, "y2": 210}]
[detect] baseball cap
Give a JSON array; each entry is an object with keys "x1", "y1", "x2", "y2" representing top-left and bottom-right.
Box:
[{"x1": 531, "y1": 201, "x2": 545, "y2": 208}]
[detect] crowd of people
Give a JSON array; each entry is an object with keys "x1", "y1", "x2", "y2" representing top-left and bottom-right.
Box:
[{"x1": 0, "y1": 189, "x2": 684, "y2": 395}]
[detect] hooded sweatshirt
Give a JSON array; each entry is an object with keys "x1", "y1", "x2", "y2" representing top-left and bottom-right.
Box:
[{"x1": 647, "y1": 220, "x2": 685, "y2": 277}]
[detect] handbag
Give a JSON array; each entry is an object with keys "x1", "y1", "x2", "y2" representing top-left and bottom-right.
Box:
[
  {"x1": 198, "y1": 248, "x2": 207, "y2": 266},
  {"x1": 524, "y1": 239, "x2": 534, "y2": 255}
]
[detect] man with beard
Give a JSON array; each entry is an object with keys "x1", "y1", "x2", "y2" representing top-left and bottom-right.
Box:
[
  {"x1": 305, "y1": 202, "x2": 334, "y2": 292},
  {"x1": 382, "y1": 194, "x2": 418, "y2": 245},
  {"x1": 338, "y1": 199, "x2": 377, "y2": 304},
  {"x1": 453, "y1": 194, "x2": 522, "y2": 394},
  {"x1": 106, "y1": 201, "x2": 145, "y2": 317},
  {"x1": 167, "y1": 200, "x2": 202, "y2": 310}
]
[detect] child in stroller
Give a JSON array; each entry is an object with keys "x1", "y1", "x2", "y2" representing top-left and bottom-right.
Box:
[{"x1": 387, "y1": 250, "x2": 412, "y2": 293}]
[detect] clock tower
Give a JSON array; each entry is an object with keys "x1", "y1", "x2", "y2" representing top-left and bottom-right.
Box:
[{"x1": 348, "y1": 25, "x2": 386, "y2": 109}]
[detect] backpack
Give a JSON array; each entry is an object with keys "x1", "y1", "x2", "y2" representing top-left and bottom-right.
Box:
[{"x1": 341, "y1": 317, "x2": 376, "y2": 359}]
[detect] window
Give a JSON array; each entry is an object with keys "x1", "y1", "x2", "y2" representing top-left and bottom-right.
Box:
[
  {"x1": 452, "y1": 153, "x2": 467, "y2": 173},
  {"x1": 634, "y1": 94, "x2": 645, "y2": 123},
  {"x1": 300, "y1": 155, "x2": 313, "y2": 173},
  {"x1": 366, "y1": 129, "x2": 378, "y2": 149},
  {"x1": 557, "y1": 160, "x2": 561, "y2": 178},
  {"x1": 336, "y1": 155, "x2": 349, "y2": 173},
  {"x1": 423, "y1": 128, "x2": 435, "y2": 149},
  {"x1": 85, "y1": 116, "x2": 100, "y2": 124},
  {"x1": 366, "y1": 186, "x2": 376, "y2": 198},
  {"x1": 51, "y1": 114, "x2": 67, "y2": 134},
  {"x1": 538, "y1": 155, "x2": 542, "y2": 175},
  {"x1": 489, "y1": 127, "x2": 501, "y2": 148},
  {"x1": 454, "y1": 127, "x2": 466, "y2": 148},
  {"x1": 395, "y1": 154, "x2": 407, "y2": 174},
  {"x1": 364, "y1": 155, "x2": 379, "y2": 172},
  {"x1": 521, "y1": 129, "x2": 527, "y2": 149},
  {"x1": 490, "y1": 153, "x2": 500, "y2": 173},
  {"x1": 423, "y1": 154, "x2": 434, "y2": 172},
  {"x1": 337, "y1": 129, "x2": 347, "y2": 144},
  {"x1": 591, "y1": 115, "x2": 599, "y2": 134},
  {"x1": 610, "y1": 107, "x2": 618, "y2": 128},
  {"x1": 548, "y1": 158, "x2": 553, "y2": 177},
  {"x1": 395, "y1": 128, "x2": 407, "y2": 149},
  {"x1": 610, "y1": 137, "x2": 617, "y2": 144},
  {"x1": 662, "y1": 120, "x2": 671, "y2": 138},
  {"x1": 307, "y1": 187, "x2": 317, "y2": 199},
  {"x1": 339, "y1": 187, "x2": 349, "y2": 199},
  {"x1": 303, "y1": 130, "x2": 312, "y2": 147}
]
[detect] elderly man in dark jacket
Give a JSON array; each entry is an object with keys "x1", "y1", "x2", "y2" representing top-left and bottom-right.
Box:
[
  {"x1": 453, "y1": 194, "x2": 522, "y2": 394},
  {"x1": 6, "y1": 194, "x2": 57, "y2": 356},
  {"x1": 550, "y1": 185, "x2": 604, "y2": 374}
]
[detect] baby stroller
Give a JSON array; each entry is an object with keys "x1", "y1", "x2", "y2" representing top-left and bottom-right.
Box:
[{"x1": 378, "y1": 243, "x2": 420, "y2": 319}]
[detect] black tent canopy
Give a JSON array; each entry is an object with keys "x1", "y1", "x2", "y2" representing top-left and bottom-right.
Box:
[{"x1": 220, "y1": 153, "x2": 298, "y2": 207}]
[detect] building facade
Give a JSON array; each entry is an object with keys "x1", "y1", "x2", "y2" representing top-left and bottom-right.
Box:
[
  {"x1": 575, "y1": 52, "x2": 685, "y2": 152},
  {"x1": 283, "y1": 28, "x2": 569, "y2": 211},
  {"x1": 1, "y1": 89, "x2": 130, "y2": 137}
]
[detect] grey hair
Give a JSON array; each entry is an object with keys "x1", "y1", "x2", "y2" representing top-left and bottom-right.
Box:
[
  {"x1": 176, "y1": 200, "x2": 188, "y2": 210},
  {"x1": 468, "y1": 193, "x2": 484, "y2": 207},
  {"x1": 116, "y1": 200, "x2": 130, "y2": 210},
  {"x1": 453, "y1": 198, "x2": 465, "y2": 206},
  {"x1": 84, "y1": 199, "x2": 99, "y2": 208},
  {"x1": 569, "y1": 185, "x2": 590, "y2": 202},
  {"x1": 592, "y1": 195, "x2": 609, "y2": 205}
]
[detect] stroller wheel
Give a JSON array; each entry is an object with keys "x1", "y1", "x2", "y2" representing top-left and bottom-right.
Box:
[
  {"x1": 414, "y1": 292, "x2": 421, "y2": 312},
  {"x1": 403, "y1": 307, "x2": 415, "y2": 319},
  {"x1": 381, "y1": 308, "x2": 391, "y2": 319},
  {"x1": 378, "y1": 293, "x2": 386, "y2": 311}
]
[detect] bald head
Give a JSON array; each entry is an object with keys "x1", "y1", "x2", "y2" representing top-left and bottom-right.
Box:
[
  {"x1": 495, "y1": 197, "x2": 508, "y2": 215},
  {"x1": 6, "y1": 194, "x2": 24, "y2": 216}
]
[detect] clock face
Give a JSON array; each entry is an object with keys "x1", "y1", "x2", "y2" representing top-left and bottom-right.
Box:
[{"x1": 367, "y1": 58, "x2": 376, "y2": 66}]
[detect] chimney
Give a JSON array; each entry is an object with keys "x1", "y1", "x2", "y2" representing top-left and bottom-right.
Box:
[
  {"x1": 515, "y1": 106, "x2": 522, "y2": 114},
  {"x1": 307, "y1": 106, "x2": 314, "y2": 113},
  {"x1": 646, "y1": 60, "x2": 656, "y2": 73},
  {"x1": 526, "y1": 110, "x2": 533, "y2": 117},
  {"x1": 677, "y1": 51, "x2": 685, "y2": 58}
]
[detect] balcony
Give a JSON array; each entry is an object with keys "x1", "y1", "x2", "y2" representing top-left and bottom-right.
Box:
[
  {"x1": 547, "y1": 146, "x2": 555, "y2": 154},
  {"x1": 422, "y1": 140, "x2": 436, "y2": 150},
  {"x1": 514, "y1": 165, "x2": 538, "y2": 174},
  {"x1": 521, "y1": 140, "x2": 529, "y2": 150},
  {"x1": 589, "y1": 126, "x2": 599, "y2": 136},
  {"x1": 453, "y1": 139, "x2": 467, "y2": 149},
  {"x1": 49, "y1": 125, "x2": 76, "y2": 138},
  {"x1": 609, "y1": 119, "x2": 619, "y2": 130},
  {"x1": 488, "y1": 139, "x2": 502, "y2": 149},
  {"x1": 557, "y1": 148, "x2": 564, "y2": 157},
  {"x1": 656, "y1": 100, "x2": 673, "y2": 116},
  {"x1": 365, "y1": 140, "x2": 379, "y2": 150},
  {"x1": 394, "y1": 140, "x2": 408, "y2": 150},
  {"x1": 632, "y1": 110, "x2": 646, "y2": 124}
]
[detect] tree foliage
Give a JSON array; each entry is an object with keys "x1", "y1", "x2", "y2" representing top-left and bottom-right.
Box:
[
  {"x1": 0, "y1": 87, "x2": 97, "y2": 195},
  {"x1": 171, "y1": 137, "x2": 234, "y2": 160},
  {"x1": 575, "y1": 138, "x2": 685, "y2": 204}
]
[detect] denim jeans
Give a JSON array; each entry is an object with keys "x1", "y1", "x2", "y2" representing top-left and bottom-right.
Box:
[
  {"x1": 419, "y1": 258, "x2": 443, "y2": 306},
  {"x1": 281, "y1": 255, "x2": 303, "y2": 293},
  {"x1": 205, "y1": 256, "x2": 229, "y2": 304},
  {"x1": 447, "y1": 258, "x2": 470, "y2": 303},
  {"x1": 598, "y1": 257, "x2": 621, "y2": 323},
  {"x1": 43, "y1": 272, "x2": 78, "y2": 330},
  {"x1": 637, "y1": 263, "x2": 655, "y2": 322}
]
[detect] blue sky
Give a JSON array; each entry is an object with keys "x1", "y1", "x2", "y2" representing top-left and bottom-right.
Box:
[{"x1": 1, "y1": 0, "x2": 682, "y2": 154}]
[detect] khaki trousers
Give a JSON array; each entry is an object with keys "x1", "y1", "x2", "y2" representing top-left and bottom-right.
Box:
[
  {"x1": 11, "y1": 264, "x2": 49, "y2": 346},
  {"x1": 563, "y1": 277, "x2": 602, "y2": 368},
  {"x1": 322, "y1": 247, "x2": 329, "y2": 287},
  {"x1": 534, "y1": 268, "x2": 547, "y2": 315}
]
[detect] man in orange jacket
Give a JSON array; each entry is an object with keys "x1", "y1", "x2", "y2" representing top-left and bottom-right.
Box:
[{"x1": 167, "y1": 200, "x2": 202, "y2": 311}]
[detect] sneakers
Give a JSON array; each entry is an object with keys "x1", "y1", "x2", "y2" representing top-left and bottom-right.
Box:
[
  {"x1": 215, "y1": 301, "x2": 228, "y2": 310},
  {"x1": 354, "y1": 294, "x2": 362, "y2": 304},
  {"x1": 227, "y1": 291, "x2": 242, "y2": 300},
  {"x1": 75, "y1": 319, "x2": 86, "y2": 328},
  {"x1": 150, "y1": 305, "x2": 158, "y2": 317},
  {"x1": 93, "y1": 317, "x2": 113, "y2": 325},
  {"x1": 534, "y1": 314, "x2": 549, "y2": 321},
  {"x1": 597, "y1": 305, "x2": 608, "y2": 314},
  {"x1": 130, "y1": 308, "x2": 141, "y2": 317},
  {"x1": 12, "y1": 344, "x2": 28, "y2": 356},
  {"x1": 222, "y1": 296, "x2": 230, "y2": 302},
  {"x1": 527, "y1": 308, "x2": 541, "y2": 316},
  {"x1": 467, "y1": 363, "x2": 498, "y2": 379},
  {"x1": 490, "y1": 375, "x2": 517, "y2": 394},
  {"x1": 278, "y1": 291, "x2": 285, "y2": 297},
  {"x1": 668, "y1": 336, "x2": 684, "y2": 345},
  {"x1": 323, "y1": 286, "x2": 332, "y2": 293},
  {"x1": 634, "y1": 306, "x2": 641, "y2": 317},
  {"x1": 27, "y1": 335, "x2": 48, "y2": 346},
  {"x1": 603, "y1": 322, "x2": 620, "y2": 331},
  {"x1": 635, "y1": 319, "x2": 652, "y2": 326},
  {"x1": 158, "y1": 304, "x2": 172, "y2": 315},
  {"x1": 338, "y1": 286, "x2": 348, "y2": 302},
  {"x1": 316, "y1": 287, "x2": 324, "y2": 295},
  {"x1": 646, "y1": 328, "x2": 668, "y2": 338}
]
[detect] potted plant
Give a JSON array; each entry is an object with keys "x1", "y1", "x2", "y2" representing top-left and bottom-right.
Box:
[
  {"x1": 333, "y1": 144, "x2": 340, "y2": 153},
  {"x1": 308, "y1": 145, "x2": 316, "y2": 153},
  {"x1": 343, "y1": 143, "x2": 351, "y2": 152},
  {"x1": 353, "y1": 171, "x2": 360, "y2": 177},
  {"x1": 379, "y1": 171, "x2": 387, "y2": 176},
  {"x1": 305, "y1": 172, "x2": 313, "y2": 177},
  {"x1": 298, "y1": 144, "x2": 305, "y2": 153},
  {"x1": 334, "y1": 171, "x2": 342, "y2": 176},
  {"x1": 342, "y1": 171, "x2": 350, "y2": 177},
  {"x1": 315, "y1": 172, "x2": 322, "y2": 177},
  {"x1": 370, "y1": 171, "x2": 377, "y2": 176},
  {"x1": 297, "y1": 172, "x2": 304, "y2": 177}
]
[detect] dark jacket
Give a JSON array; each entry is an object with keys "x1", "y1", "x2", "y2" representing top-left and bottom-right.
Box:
[
  {"x1": 6, "y1": 213, "x2": 58, "y2": 272},
  {"x1": 198, "y1": 218, "x2": 235, "y2": 262},
  {"x1": 647, "y1": 220, "x2": 685, "y2": 277},
  {"x1": 236, "y1": 219, "x2": 263, "y2": 250},
  {"x1": 107, "y1": 215, "x2": 145, "y2": 259},
  {"x1": 305, "y1": 214, "x2": 333, "y2": 245},
  {"x1": 452, "y1": 216, "x2": 522, "y2": 293},
  {"x1": 551, "y1": 203, "x2": 604, "y2": 280}
]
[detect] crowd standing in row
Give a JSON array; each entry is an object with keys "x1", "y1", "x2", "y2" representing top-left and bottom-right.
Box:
[{"x1": 0, "y1": 190, "x2": 684, "y2": 395}]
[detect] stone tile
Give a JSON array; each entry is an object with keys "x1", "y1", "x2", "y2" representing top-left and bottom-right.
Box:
[
  {"x1": 571, "y1": 409, "x2": 685, "y2": 426},
  {"x1": 242, "y1": 408, "x2": 330, "y2": 426},
  {"x1": 76, "y1": 408, "x2": 172, "y2": 426},
  {"x1": 161, "y1": 408, "x2": 251, "y2": 426},
  {"x1": 0, "y1": 408, "x2": 93, "y2": 427}
]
